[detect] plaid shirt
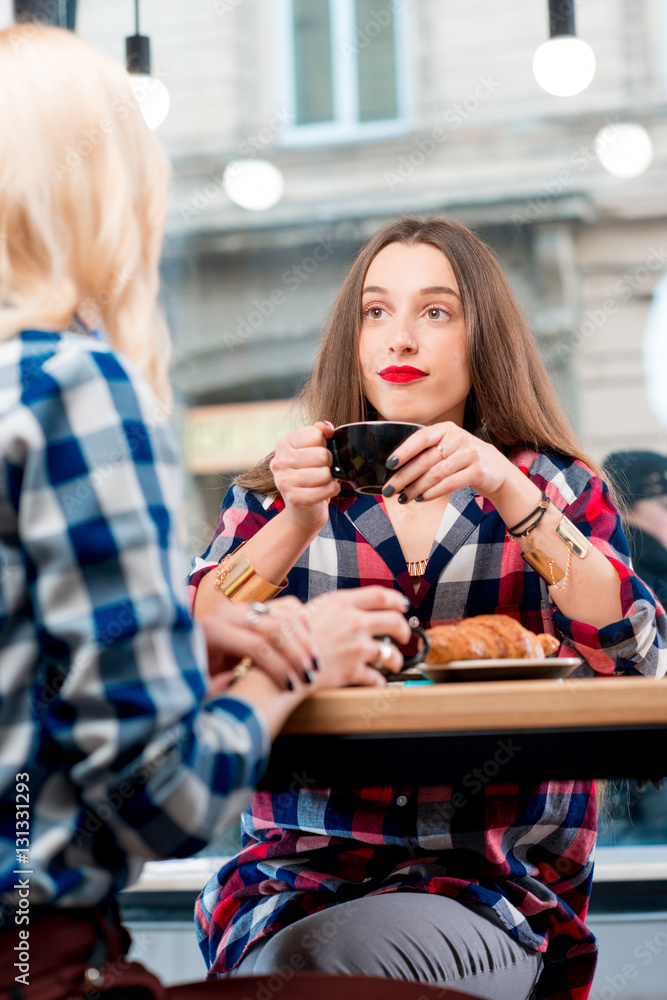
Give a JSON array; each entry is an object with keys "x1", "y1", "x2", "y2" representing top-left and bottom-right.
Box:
[
  {"x1": 0, "y1": 330, "x2": 270, "y2": 913},
  {"x1": 193, "y1": 450, "x2": 667, "y2": 1000}
]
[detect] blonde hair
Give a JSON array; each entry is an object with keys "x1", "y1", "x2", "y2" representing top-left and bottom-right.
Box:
[{"x1": 0, "y1": 24, "x2": 171, "y2": 404}]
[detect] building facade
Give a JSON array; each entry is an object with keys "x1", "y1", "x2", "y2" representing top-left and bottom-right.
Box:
[{"x1": 76, "y1": 0, "x2": 667, "y2": 542}]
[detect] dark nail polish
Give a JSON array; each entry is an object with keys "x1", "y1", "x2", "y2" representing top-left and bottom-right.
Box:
[
  {"x1": 304, "y1": 669, "x2": 315, "y2": 685},
  {"x1": 415, "y1": 494, "x2": 424, "y2": 502},
  {"x1": 398, "y1": 492, "x2": 408, "y2": 504},
  {"x1": 382, "y1": 484, "x2": 395, "y2": 497},
  {"x1": 312, "y1": 657, "x2": 324, "y2": 672},
  {"x1": 385, "y1": 456, "x2": 399, "y2": 470},
  {"x1": 286, "y1": 677, "x2": 295, "y2": 692}
]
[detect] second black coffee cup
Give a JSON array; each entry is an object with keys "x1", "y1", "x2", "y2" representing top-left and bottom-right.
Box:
[{"x1": 326, "y1": 421, "x2": 424, "y2": 494}]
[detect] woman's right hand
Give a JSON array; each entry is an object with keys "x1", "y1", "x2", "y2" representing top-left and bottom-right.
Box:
[{"x1": 270, "y1": 421, "x2": 341, "y2": 536}]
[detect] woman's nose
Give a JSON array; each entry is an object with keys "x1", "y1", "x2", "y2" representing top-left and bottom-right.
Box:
[
  {"x1": 387, "y1": 316, "x2": 418, "y2": 353},
  {"x1": 388, "y1": 331, "x2": 417, "y2": 353}
]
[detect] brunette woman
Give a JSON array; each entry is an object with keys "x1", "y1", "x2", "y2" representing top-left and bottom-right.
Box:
[{"x1": 192, "y1": 217, "x2": 666, "y2": 1000}]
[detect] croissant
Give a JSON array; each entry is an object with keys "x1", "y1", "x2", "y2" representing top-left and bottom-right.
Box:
[{"x1": 425, "y1": 614, "x2": 560, "y2": 663}]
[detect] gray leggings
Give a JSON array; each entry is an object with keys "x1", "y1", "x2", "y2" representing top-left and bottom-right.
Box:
[{"x1": 232, "y1": 893, "x2": 542, "y2": 999}]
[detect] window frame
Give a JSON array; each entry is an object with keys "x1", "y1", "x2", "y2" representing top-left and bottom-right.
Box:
[{"x1": 273, "y1": 0, "x2": 412, "y2": 147}]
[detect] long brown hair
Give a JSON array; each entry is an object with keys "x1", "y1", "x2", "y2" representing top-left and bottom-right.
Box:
[{"x1": 237, "y1": 216, "x2": 598, "y2": 494}]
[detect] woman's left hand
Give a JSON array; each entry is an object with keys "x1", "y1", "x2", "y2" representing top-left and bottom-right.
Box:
[
  {"x1": 383, "y1": 421, "x2": 524, "y2": 505},
  {"x1": 202, "y1": 595, "x2": 317, "y2": 691}
]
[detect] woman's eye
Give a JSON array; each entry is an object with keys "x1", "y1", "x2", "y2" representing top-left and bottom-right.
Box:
[
  {"x1": 426, "y1": 307, "x2": 448, "y2": 320},
  {"x1": 364, "y1": 306, "x2": 385, "y2": 319}
]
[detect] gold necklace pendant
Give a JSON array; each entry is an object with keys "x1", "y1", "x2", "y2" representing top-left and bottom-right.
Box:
[{"x1": 407, "y1": 558, "x2": 428, "y2": 577}]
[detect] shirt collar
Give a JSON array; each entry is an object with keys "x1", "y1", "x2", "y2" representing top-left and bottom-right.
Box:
[{"x1": 338, "y1": 487, "x2": 489, "y2": 607}]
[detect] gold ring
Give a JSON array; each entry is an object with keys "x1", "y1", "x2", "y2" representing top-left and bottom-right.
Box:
[
  {"x1": 437, "y1": 442, "x2": 446, "y2": 459},
  {"x1": 232, "y1": 656, "x2": 253, "y2": 678}
]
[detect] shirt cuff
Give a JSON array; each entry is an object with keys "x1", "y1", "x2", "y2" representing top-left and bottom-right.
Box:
[
  {"x1": 211, "y1": 692, "x2": 272, "y2": 764},
  {"x1": 188, "y1": 558, "x2": 218, "y2": 612},
  {"x1": 553, "y1": 597, "x2": 665, "y2": 676}
]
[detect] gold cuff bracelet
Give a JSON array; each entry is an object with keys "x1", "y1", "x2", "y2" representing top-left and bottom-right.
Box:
[
  {"x1": 213, "y1": 544, "x2": 287, "y2": 603},
  {"x1": 516, "y1": 513, "x2": 592, "y2": 588},
  {"x1": 521, "y1": 546, "x2": 565, "y2": 584},
  {"x1": 554, "y1": 514, "x2": 592, "y2": 560}
]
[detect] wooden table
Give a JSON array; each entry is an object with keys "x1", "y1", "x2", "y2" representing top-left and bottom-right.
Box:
[{"x1": 259, "y1": 676, "x2": 667, "y2": 788}]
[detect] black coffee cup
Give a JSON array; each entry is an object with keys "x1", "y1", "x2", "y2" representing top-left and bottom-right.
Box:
[
  {"x1": 375, "y1": 624, "x2": 431, "y2": 675},
  {"x1": 326, "y1": 421, "x2": 424, "y2": 495}
]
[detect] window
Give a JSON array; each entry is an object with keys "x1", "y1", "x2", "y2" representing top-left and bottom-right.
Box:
[{"x1": 275, "y1": 0, "x2": 411, "y2": 144}]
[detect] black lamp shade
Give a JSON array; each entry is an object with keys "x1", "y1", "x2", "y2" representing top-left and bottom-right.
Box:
[
  {"x1": 14, "y1": 0, "x2": 77, "y2": 28},
  {"x1": 126, "y1": 34, "x2": 150, "y2": 75},
  {"x1": 549, "y1": 0, "x2": 576, "y2": 38}
]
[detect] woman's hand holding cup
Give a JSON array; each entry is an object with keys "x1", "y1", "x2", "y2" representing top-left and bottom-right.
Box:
[
  {"x1": 270, "y1": 422, "x2": 341, "y2": 536},
  {"x1": 305, "y1": 587, "x2": 413, "y2": 687},
  {"x1": 381, "y1": 421, "x2": 525, "y2": 506}
]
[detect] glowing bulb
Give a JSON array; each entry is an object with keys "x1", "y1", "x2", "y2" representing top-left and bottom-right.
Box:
[
  {"x1": 532, "y1": 36, "x2": 596, "y2": 97},
  {"x1": 223, "y1": 160, "x2": 285, "y2": 211},
  {"x1": 129, "y1": 74, "x2": 170, "y2": 130},
  {"x1": 595, "y1": 123, "x2": 653, "y2": 179}
]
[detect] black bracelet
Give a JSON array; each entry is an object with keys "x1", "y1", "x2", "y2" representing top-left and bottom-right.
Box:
[
  {"x1": 508, "y1": 503, "x2": 549, "y2": 538},
  {"x1": 507, "y1": 492, "x2": 550, "y2": 538}
]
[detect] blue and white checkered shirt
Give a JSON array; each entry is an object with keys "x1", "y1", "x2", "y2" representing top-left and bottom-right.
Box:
[{"x1": 0, "y1": 330, "x2": 269, "y2": 912}]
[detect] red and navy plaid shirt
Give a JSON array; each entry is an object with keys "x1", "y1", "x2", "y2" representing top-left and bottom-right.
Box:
[{"x1": 192, "y1": 448, "x2": 667, "y2": 1000}]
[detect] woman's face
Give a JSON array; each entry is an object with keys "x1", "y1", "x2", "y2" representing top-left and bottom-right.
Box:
[{"x1": 359, "y1": 242, "x2": 472, "y2": 427}]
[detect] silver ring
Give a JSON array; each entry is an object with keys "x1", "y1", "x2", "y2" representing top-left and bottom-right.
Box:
[
  {"x1": 245, "y1": 602, "x2": 271, "y2": 629},
  {"x1": 371, "y1": 638, "x2": 393, "y2": 669}
]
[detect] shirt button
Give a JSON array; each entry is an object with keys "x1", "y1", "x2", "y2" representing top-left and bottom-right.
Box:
[
  {"x1": 408, "y1": 616, "x2": 419, "y2": 628},
  {"x1": 396, "y1": 795, "x2": 408, "y2": 807}
]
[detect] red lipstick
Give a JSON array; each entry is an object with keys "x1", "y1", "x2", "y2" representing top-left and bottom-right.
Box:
[{"x1": 378, "y1": 366, "x2": 428, "y2": 383}]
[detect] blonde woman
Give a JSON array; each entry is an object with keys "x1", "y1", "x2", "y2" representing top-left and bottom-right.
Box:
[{"x1": 0, "y1": 24, "x2": 411, "y2": 998}]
